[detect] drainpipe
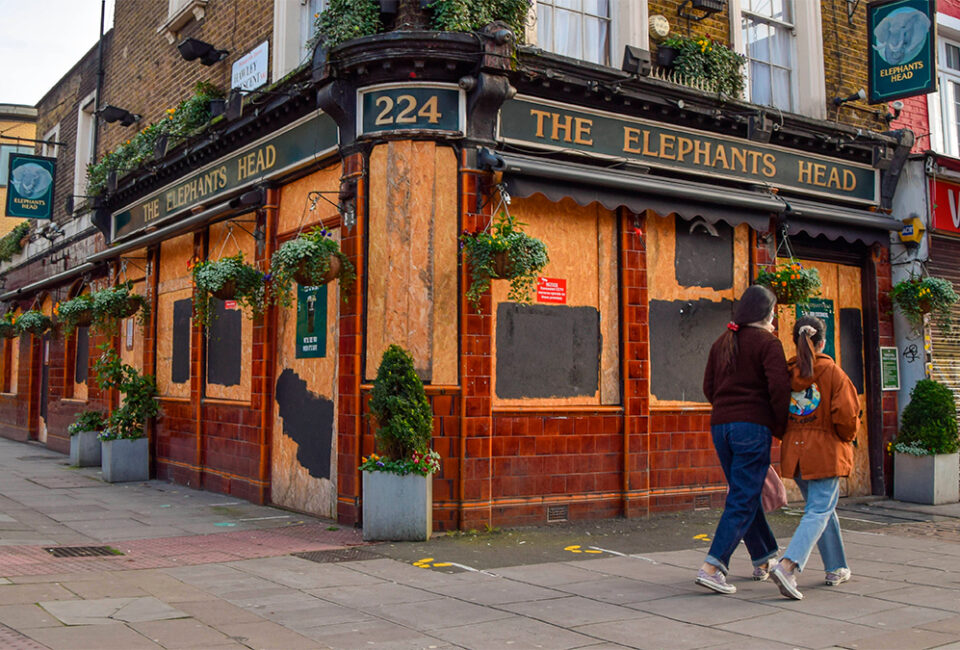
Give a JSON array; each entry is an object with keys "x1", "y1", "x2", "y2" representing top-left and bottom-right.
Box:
[{"x1": 92, "y1": 0, "x2": 106, "y2": 163}]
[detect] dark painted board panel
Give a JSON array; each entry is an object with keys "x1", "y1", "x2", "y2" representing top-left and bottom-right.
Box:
[
  {"x1": 171, "y1": 299, "x2": 192, "y2": 384},
  {"x1": 495, "y1": 303, "x2": 600, "y2": 399},
  {"x1": 275, "y1": 369, "x2": 333, "y2": 480},
  {"x1": 649, "y1": 298, "x2": 733, "y2": 402},
  {"x1": 74, "y1": 326, "x2": 89, "y2": 384},
  {"x1": 206, "y1": 300, "x2": 241, "y2": 387},
  {"x1": 674, "y1": 215, "x2": 734, "y2": 290},
  {"x1": 839, "y1": 308, "x2": 865, "y2": 395}
]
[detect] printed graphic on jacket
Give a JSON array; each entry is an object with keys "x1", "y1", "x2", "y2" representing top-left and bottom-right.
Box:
[{"x1": 790, "y1": 384, "x2": 821, "y2": 417}]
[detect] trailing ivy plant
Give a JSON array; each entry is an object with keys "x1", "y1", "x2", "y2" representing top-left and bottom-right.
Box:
[
  {"x1": 892, "y1": 379, "x2": 959, "y2": 456},
  {"x1": 16, "y1": 310, "x2": 52, "y2": 336},
  {"x1": 191, "y1": 253, "x2": 267, "y2": 329},
  {"x1": 427, "y1": 0, "x2": 531, "y2": 41},
  {"x1": 93, "y1": 344, "x2": 159, "y2": 441},
  {"x1": 67, "y1": 410, "x2": 106, "y2": 436},
  {"x1": 269, "y1": 227, "x2": 355, "y2": 308},
  {"x1": 309, "y1": 0, "x2": 381, "y2": 50},
  {"x1": 54, "y1": 294, "x2": 95, "y2": 336},
  {"x1": 90, "y1": 282, "x2": 149, "y2": 333},
  {"x1": 0, "y1": 223, "x2": 30, "y2": 263}
]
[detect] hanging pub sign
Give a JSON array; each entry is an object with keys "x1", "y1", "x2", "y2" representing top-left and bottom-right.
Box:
[
  {"x1": 4, "y1": 153, "x2": 55, "y2": 220},
  {"x1": 867, "y1": 0, "x2": 936, "y2": 104},
  {"x1": 296, "y1": 283, "x2": 327, "y2": 359}
]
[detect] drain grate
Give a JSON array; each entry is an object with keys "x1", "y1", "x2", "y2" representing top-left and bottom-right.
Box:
[
  {"x1": 17, "y1": 455, "x2": 61, "y2": 461},
  {"x1": 293, "y1": 547, "x2": 382, "y2": 564},
  {"x1": 44, "y1": 546, "x2": 122, "y2": 558},
  {"x1": 547, "y1": 505, "x2": 568, "y2": 522}
]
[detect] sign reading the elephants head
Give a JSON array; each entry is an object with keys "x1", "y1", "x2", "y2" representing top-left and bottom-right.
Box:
[
  {"x1": 4, "y1": 153, "x2": 55, "y2": 219},
  {"x1": 868, "y1": 0, "x2": 936, "y2": 103}
]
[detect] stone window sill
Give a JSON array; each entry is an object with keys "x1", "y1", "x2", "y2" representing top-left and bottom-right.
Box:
[{"x1": 157, "y1": 0, "x2": 208, "y2": 44}]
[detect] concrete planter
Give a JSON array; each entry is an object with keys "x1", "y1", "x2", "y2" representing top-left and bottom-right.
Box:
[
  {"x1": 362, "y1": 470, "x2": 432, "y2": 541},
  {"x1": 69, "y1": 431, "x2": 102, "y2": 467},
  {"x1": 101, "y1": 437, "x2": 149, "y2": 483},
  {"x1": 894, "y1": 452, "x2": 960, "y2": 505}
]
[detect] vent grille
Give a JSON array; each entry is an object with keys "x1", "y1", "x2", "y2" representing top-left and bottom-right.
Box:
[
  {"x1": 44, "y1": 546, "x2": 121, "y2": 558},
  {"x1": 547, "y1": 505, "x2": 568, "y2": 522},
  {"x1": 293, "y1": 548, "x2": 381, "y2": 564},
  {"x1": 694, "y1": 494, "x2": 711, "y2": 510}
]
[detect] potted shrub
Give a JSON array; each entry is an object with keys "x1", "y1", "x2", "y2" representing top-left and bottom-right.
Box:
[
  {"x1": 0, "y1": 312, "x2": 18, "y2": 339},
  {"x1": 756, "y1": 261, "x2": 822, "y2": 305},
  {"x1": 68, "y1": 410, "x2": 106, "y2": 467},
  {"x1": 93, "y1": 345, "x2": 159, "y2": 483},
  {"x1": 892, "y1": 379, "x2": 960, "y2": 505},
  {"x1": 55, "y1": 294, "x2": 94, "y2": 336},
  {"x1": 190, "y1": 252, "x2": 267, "y2": 329},
  {"x1": 90, "y1": 282, "x2": 149, "y2": 333},
  {"x1": 656, "y1": 34, "x2": 746, "y2": 97},
  {"x1": 460, "y1": 213, "x2": 549, "y2": 312},
  {"x1": 891, "y1": 275, "x2": 959, "y2": 333},
  {"x1": 269, "y1": 226, "x2": 355, "y2": 308},
  {"x1": 362, "y1": 344, "x2": 439, "y2": 541},
  {"x1": 16, "y1": 310, "x2": 52, "y2": 337}
]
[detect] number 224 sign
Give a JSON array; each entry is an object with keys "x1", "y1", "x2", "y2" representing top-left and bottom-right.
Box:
[{"x1": 358, "y1": 83, "x2": 464, "y2": 136}]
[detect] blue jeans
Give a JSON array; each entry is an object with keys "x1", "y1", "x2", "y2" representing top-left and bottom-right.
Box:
[
  {"x1": 783, "y1": 474, "x2": 848, "y2": 573},
  {"x1": 705, "y1": 422, "x2": 779, "y2": 575}
]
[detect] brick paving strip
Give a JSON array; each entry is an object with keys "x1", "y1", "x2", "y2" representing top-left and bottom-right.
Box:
[
  {"x1": 0, "y1": 622, "x2": 50, "y2": 649},
  {"x1": 0, "y1": 523, "x2": 364, "y2": 577}
]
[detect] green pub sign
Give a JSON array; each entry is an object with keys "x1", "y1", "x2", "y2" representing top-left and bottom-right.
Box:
[
  {"x1": 868, "y1": 0, "x2": 936, "y2": 103},
  {"x1": 358, "y1": 83, "x2": 464, "y2": 136},
  {"x1": 796, "y1": 298, "x2": 836, "y2": 360},
  {"x1": 296, "y1": 283, "x2": 327, "y2": 359},
  {"x1": 5, "y1": 153, "x2": 55, "y2": 220}
]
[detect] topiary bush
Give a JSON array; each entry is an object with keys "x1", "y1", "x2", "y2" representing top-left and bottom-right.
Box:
[
  {"x1": 368, "y1": 344, "x2": 433, "y2": 462},
  {"x1": 894, "y1": 379, "x2": 959, "y2": 456}
]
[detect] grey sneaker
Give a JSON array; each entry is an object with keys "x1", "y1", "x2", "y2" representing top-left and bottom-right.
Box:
[
  {"x1": 753, "y1": 560, "x2": 774, "y2": 581},
  {"x1": 770, "y1": 561, "x2": 803, "y2": 600},
  {"x1": 825, "y1": 567, "x2": 851, "y2": 586},
  {"x1": 696, "y1": 568, "x2": 737, "y2": 594}
]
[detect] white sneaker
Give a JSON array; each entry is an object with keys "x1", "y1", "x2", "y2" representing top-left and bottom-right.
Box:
[
  {"x1": 770, "y1": 561, "x2": 803, "y2": 600},
  {"x1": 825, "y1": 567, "x2": 851, "y2": 586}
]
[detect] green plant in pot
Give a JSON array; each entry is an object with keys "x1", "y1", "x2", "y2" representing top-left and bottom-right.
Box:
[
  {"x1": 191, "y1": 252, "x2": 267, "y2": 329},
  {"x1": 0, "y1": 311, "x2": 18, "y2": 339},
  {"x1": 16, "y1": 310, "x2": 52, "y2": 336},
  {"x1": 361, "y1": 344, "x2": 439, "y2": 541},
  {"x1": 90, "y1": 282, "x2": 149, "y2": 333},
  {"x1": 756, "y1": 261, "x2": 822, "y2": 305},
  {"x1": 68, "y1": 410, "x2": 107, "y2": 437},
  {"x1": 270, "y1": 226, "x2": 355, "y2": 308},
  {"x1": 460, "y1": 212, "x2": 548, "y2": 312},
  {"x1": 55, "y1": 294, "x2": 95, "y2": 335},
  {"x1": 68, "y1": 410, "x2": 106, "y2": 467},
  {"x1": 890, "y1": 275, "x2": 958, "y2": 332}
]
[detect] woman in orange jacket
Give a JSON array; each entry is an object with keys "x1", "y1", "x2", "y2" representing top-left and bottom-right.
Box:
[{"x1": 769, "y1": 316, "x2": 861, "y2": 600}]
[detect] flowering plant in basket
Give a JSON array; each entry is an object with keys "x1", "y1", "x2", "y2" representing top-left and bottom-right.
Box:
[
  {"x1": 0, "y1": 311, "x2": 18, "y2": 338},
  {"x1": 190, "y1": 253, "x2": 266, "y2": 329},
  {"x1": 890, "y1": 276, "x2": 958, "y2": 332},
  {"x1": 756, "y1": 261, "x2": 821, "y2": 305},
  {"x1": 16, "y1": 310, "x2": 52, "y2": 336},
  {"x1": 359, "y1": 450, "x2": 441, "y2": 476},
  {"x1": 55, "y1": 294, "x2": 94, "y2": 335},
  {"x1": 269, "y1": 226, "x2": 355, "y2": 308},
  {"x1": 459, "y1": 213, "x2": 549, "y2": 312},
  {"x1": 90, "y1": 282, "x2": 149, "y2": 333}
]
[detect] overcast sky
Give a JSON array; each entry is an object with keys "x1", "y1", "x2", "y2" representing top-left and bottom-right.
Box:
[{"x1": 0, "y1": 1, "x2": 115, "y2": 106}]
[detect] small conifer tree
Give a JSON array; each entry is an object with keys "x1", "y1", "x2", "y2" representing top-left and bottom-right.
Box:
[{"x1": 368, "y1": 345, "x2": 433, "y2": 460}]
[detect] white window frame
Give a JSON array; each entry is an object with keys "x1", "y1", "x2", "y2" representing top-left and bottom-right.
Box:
[
  {"x1": 729, "y1": 0, "x2": 825, "y2": 119},
  {"x1": 73, "y1": 92, "x2": 97, "y2": 205},
  {"x1": 41, "y1": 124, "x2": 60, "y2": 158},
  {"x1": 526, "y1": 0, "x2": 648, "y2": 71},
  {"x1": 273, "y1": 0, "x2": 327, "y2": 81},
  {"x1": 158, "y1": 0, "x2": 209, "y2": 44},
  {"x1": 929, "y1": 14, "x2": 960, "y2": 156}
]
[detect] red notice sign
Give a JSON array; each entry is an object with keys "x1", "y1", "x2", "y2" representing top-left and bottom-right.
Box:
[
  {"x1": 537, "y1": 277, "x2": 566, "y2": 304},
  {"x1": 224, "y1": 300, "x2": 238, "y2": 310}
]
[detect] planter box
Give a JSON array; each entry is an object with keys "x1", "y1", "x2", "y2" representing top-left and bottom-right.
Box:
[
  {"x1": 101, "y1": 437, "x2": 149, "y2": 483},
  {"x1": 69, "y1": 431, "x2": 101, "y2": 467},
  {"x1": 362, "y1": 471, "x2": 432, "y2": 541},
  {"x1": 894, "y1": 452, "x2": 959, "y2": 505}
]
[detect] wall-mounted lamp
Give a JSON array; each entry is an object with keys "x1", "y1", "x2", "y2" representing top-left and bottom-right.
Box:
[
  {"x1": 747, "y1": 112, "x2": 774, "y2": 143},
  {"x1": 177, "y1": 38, "x2": 229, "y2": 65},
  {"x1": 884, "y1": 100, "x2": 905, "y2": 123},
  {"x1": 99, "y1": 105, "x2": 141, "y2": 126},
  {"x1": 833, "y1": 88, "x2": 866, "y2": 106},
  {"x1": 228, "y1": 187, "x2": 265, "y2": 210},
  {"x1": 621, "y1": 46, "x2": 652, "y2": 77},
  {"x1": 678, "y1": 0, "x2": 726, "y2": 22}
]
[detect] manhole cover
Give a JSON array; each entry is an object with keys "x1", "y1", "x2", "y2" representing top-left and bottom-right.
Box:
[
  {"x1": 293, "y1": 547, "x2": 381, "y2": 563},
  {"x1": 44, "y1": 546, "x2": 122, "y2": 558}
]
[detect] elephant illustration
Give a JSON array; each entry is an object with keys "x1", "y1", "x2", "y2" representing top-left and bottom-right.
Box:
[
  {"x1": 873, "y1": 7, "x2": 930, "y2": 66},
  {"x1": 10, "y1": 163, "x2": 52, "y2": 200}
]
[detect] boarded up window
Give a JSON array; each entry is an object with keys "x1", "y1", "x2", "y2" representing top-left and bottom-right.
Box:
[
  {"x1": 674, "y1": 216, "x2": 733, "y2": 290},
  {"x1": 496, "y1": 303, "x2": 600, "y2": 399},
  {"x1": 206, "y1": 300, "x2": 241, "y2": 387},
  {"x1": 171, "y1": 299, "x2": 192, "y2": 384}
]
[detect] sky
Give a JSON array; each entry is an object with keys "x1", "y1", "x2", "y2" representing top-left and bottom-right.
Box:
[{"x1": 0, "y1": 1, "x2": 115, "y2": 106}]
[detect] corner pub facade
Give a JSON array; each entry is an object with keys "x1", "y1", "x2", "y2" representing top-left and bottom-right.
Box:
[{"x1": 1, "y1": 3, "x2": 909, "y2": 531}]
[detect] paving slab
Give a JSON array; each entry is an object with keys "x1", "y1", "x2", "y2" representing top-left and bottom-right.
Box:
[
  {"x1": 574, "y1": 614, "x2": 745, "y2": 649},
  {"x1": 299, "y1": 618, "x2": 450, "y2": 649},
  {"x1": 369, "y1": 596, "x2": 514, "y2": 631},
  {"x1": 130, "y1": 618, "x2": 235, "y2": 649},
  {"x1": 551, "y1": 576, "x2": 686, "y2": 605},
  {"x1": 714, "y1": 609, "x2": 881, "y2": 648},
  {"x1": 39, "y1": 596, "x2": 187, "y2": 625},
  {"x1": 429, "y1": 577, "x2": 565, "y2": 605},
  {"x1": 433, "y1": 615, "x2": 598, "y2": 650},
  {"x1": 0, "y1": 583, "x2": 77, "y2": 606},
  {"x1": 501, "y1": 595, "x2": 640, "y2": 627},
  {"x1": 310, "y1": 582, "x2": 443, "y2": 609},
  {"x1": 215, "y1": 620, "x2": 326, "y2": 650},
  {"x1": 629, "y1": 591, "x2": 781, "y2": 626},
  {"x1": 841, "y1": 627, "x2": 959, "y2": 649},
  {"x1": 25, "y1": 623, "x2": 164, "y2": 650},
  {"x1": 0, "y1": 603, "x2": 63, "y2": 629}
]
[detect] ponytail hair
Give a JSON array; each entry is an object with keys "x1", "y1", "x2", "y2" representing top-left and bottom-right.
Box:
[
  {"x1": 718, "y1": 285, "x2": 777, "y2": 372},
  {"x1": 792, "y1": 315, "x2": 826, "y2": 378}
]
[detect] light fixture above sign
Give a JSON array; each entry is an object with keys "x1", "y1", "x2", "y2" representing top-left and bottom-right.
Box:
[{"x1": 177, "y1": 37, "x2": 229, "y2": 66}]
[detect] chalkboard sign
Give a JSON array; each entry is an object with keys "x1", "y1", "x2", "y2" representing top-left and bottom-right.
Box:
[
  {"x1": 171, "y1": 299, "x2": 192, "y2": 384},
  {"x1": 74, "y1": 326, "x2": 89, "y2": 384},
  {"x1": 674, "y1": 216, "x2": 733, "y2": 290},
  {"x1": 839, "y1": 308, "x2": 864, "y2": 394},
  {"x1": 206, "y1": 300, "x2": 241, "y2": 387}
]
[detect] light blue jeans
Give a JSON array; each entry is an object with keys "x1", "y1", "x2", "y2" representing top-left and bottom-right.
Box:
[{"x1": 783, "y1": 474, "x2": 848, "y2": 573}]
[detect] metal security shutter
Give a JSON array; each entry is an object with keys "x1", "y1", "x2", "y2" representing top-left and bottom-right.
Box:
[{"x1": 927, "y1": 235, "x2": 960, "y2": 419}]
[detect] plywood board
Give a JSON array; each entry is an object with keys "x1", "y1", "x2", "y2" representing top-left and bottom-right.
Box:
[
  {"x1": 278, "y1": 163, "x2": 343, "y2": 236},
  {"x1": 120, "y1": 280, "x2": 146, "y2": 373},
  {"x1": 157, "y1": 289, "x2": 192, "y2": 399}
]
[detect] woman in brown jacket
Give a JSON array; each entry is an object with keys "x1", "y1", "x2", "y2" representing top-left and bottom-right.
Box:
[{"x1": 769, "y1": 316, "x2": 860, "y2": 600}]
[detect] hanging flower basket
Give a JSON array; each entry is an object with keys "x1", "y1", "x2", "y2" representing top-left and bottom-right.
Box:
[
  {"x1": 270, "y1": 226, "x2": 355, "y2": 308},
  {"x1": 16, "y1": 310, "x2": 53, "y2": 336},
  {"x1": 54, "y1": 294, "x2": 95, "y2": 335},
  {"x1": 756, "y1": 261, "x2": 822, "y2": 305},
  {"x1": 90, "y1": 282, "x2": 150, "y2": 333},
  {"x1": 211, "y1": 278, "x2": 238, "y2": 301},
  {"x1": 293, "y1": 253, "x2": 342, "y2": 286},
  {"x1": 891, "y1": 275, "x2": 959, "y2": 332},
  {"x1": 0, "y1": 315, "x2": 18, "y2": 339},
  {"x1": 191, "y1": 252, "x2": 267, "y2": 329}
]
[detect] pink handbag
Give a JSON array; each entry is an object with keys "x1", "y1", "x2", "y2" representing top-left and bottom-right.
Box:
[{"x1": 762, "y1": 465, "x2": 788, "y2": 512}]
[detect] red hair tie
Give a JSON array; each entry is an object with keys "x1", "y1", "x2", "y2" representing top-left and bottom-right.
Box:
[{"x1": 727, "y1": 322, "x2": 740, "y2": 332}]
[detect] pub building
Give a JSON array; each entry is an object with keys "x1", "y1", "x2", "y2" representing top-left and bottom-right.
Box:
[{"x1": 0, "y1": 23, "x2": 910, "y2": 530}]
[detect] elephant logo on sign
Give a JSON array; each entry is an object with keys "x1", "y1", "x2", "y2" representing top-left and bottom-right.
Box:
[
  {"x1": 873, "y1": 8, "x2": 930, "y2": 66},
  {"x1": 10, "y1": 163, "x2": 52, "y2": 199}
]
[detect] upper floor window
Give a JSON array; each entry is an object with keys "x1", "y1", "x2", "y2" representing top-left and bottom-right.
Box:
[
  {"x1": 273, "y1": 0, "x2": 328, "y2": 81},
  {"x1": 536, "y1": 0, "x2": 612, "y2": 66},
  {"x1": 41, "y1": 124, "x2": 60, "y2": 158},
  {"x1": 301, "y1": 0, "x2": 326, "y2": 57},
  {"x1": 932, "y1": 37, "x2": 960, "y2": 157},
  {"x1": 73, "y1": 93, "x2": 97, "y2": 204},
  {"x1": 0, "y1": 144, "x2": 34, "y2": 187},
  {"x1": 740, "y1": 0, "x2": 796, "y2": 110}
]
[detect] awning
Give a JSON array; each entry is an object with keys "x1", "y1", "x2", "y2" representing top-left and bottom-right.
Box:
[
  {"x1": 498, "y1": 152, "x2": 779, "y2": 231},
  {"x1": 781, "y1": 197, "x2": 903, "y2": 247}
]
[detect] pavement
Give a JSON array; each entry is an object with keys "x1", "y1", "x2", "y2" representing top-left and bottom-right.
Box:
[{"x1": 0, "y1": 438, "x2": 960, "y2": 649}]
